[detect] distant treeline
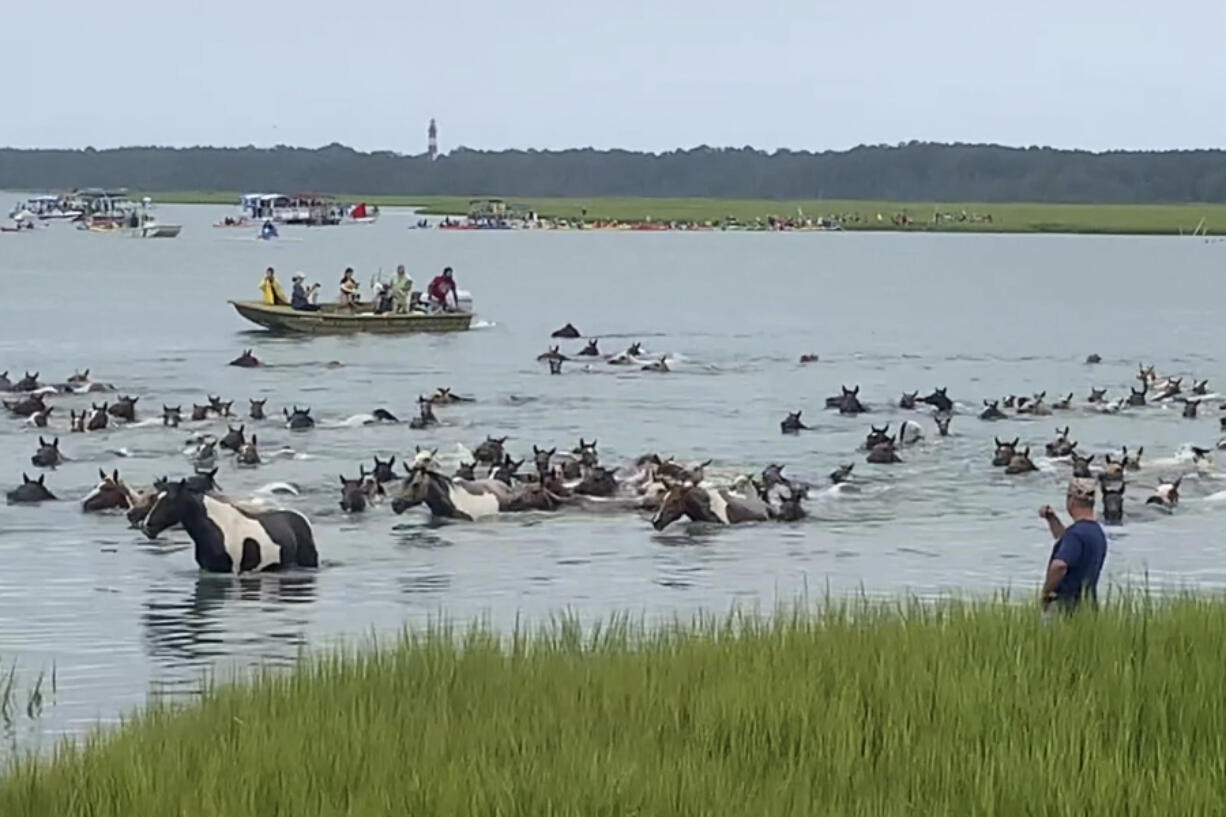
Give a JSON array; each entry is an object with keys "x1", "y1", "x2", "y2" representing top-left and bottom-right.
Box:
[{"x1": 3, "y1": 142, "x2": 1226, "y2": 203}]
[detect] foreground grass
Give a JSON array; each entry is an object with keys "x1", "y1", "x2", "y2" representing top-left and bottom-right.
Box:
[
  {"x1": 146, "y1": 190, "x2": 1226, "y2": 234},
  {"x1": 6, "y1": 596, "x2": 1226, "y2": 815}
]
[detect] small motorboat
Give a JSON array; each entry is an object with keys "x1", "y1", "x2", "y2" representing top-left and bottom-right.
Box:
[
  {"x1": 344, "y1": 202, "x2": 377, "y2": 225},
  {"x1": 131, "y1": 221, "x2": 182, "y2": 238},
  {"x1": 230, "y1": 297, "x2": 474, "y2": 335}
]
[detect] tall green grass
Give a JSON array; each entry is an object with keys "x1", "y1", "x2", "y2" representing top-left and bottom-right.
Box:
[{"x1": 7, "y1": 596, "x2": 1226, "y2": 816}]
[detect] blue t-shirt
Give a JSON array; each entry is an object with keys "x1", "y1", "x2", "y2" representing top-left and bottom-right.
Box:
[{"x1": 1050, "y1": 519, "x2": 1108, "y2": 610}]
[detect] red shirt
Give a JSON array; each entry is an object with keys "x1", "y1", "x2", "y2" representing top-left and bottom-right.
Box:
[{"x1": 429, "y1": 275, "x2": 456, "y2": 302}]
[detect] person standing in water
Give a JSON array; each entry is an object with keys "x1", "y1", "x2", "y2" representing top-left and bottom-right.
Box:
[{"x1": 1038, "y1": 478, "x2": 1108, "y2": 613}]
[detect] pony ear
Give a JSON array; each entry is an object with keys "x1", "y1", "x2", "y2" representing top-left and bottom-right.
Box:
[
  {"x1": 22, "y1": 473, "x2": 30, "y2": 483},
  {"x1": 112, "y1": 469, "x2": 119, "y2": 482},
  {"x1": 250, "y1": 435, "x2": 257, "y2": 445},
  {"x1": 99, "y1": 468, "x2": 107, "y2": 480}
]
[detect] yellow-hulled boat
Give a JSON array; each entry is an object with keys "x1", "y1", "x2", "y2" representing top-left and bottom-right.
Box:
[{"x1": 229, "y1": 301, "x2": 473, "y2": 334}]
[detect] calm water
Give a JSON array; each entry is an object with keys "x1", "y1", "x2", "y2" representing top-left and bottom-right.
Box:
[{"x1": 1, "y1": 197, "x2": 1224, "y2": 754}]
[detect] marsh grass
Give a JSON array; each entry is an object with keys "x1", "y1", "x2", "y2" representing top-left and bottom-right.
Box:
[
  {"x1": 0, "y1": 661, "x2": 51, "y2": 730},
  {"x1": 5, "y1": 595, "x2": 1226, "y2": 815},
  {"x1": 149, "y1": 190, "x2": 1226, "y2": 234}
]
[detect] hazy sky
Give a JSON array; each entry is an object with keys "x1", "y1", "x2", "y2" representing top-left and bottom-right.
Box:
[{"x1": 4, "y1": 0, "x2": 1222, "y2": 153}]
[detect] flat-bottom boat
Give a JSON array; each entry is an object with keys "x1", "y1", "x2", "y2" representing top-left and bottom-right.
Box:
[{"x1": 229, "y1": 301, "x2": 474, "y2": 334}]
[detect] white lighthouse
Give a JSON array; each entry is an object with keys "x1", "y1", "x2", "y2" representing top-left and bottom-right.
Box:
[{"x1": 427, "y1": 118, "x2": 438, "y2": 160}]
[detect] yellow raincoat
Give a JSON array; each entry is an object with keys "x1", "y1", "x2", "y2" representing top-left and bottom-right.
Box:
[{"x1": 260, "y1": 277, "x2": 289, "y2": 306}]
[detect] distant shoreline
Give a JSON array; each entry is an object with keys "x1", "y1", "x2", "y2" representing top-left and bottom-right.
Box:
[{"x1": 131, "y1": 191, "x2": 1226, "y2": 235}]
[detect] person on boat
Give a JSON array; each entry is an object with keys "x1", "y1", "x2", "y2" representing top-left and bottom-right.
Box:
[
  {"x1": 290, "y1": 274, "x2": 321, "y2": 312},
  {"x1": 428, "y1": 267, "x2": 458, "y2": 312},
  {"x1": 373, "y1": 282, "x2": 395, "y2": 315},
  {"x1": 390, "y1": 265, "x2": 412, "y2": 314},
  {"x1": 339, "y1": 267, "x2": 360, "y2": 307},
  {"x1": 260, "y1": 267, "x2": 289, "y2": 306}
]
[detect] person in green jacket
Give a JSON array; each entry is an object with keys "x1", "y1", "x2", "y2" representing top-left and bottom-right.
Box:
[{"x1": 390, "y1": 264, "x2": 412, "y2": 314}]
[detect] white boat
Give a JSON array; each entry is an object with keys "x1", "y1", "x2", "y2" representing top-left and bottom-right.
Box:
[
  {"x1": 239, "y1": 192, "x2": 343, "y2": 226},
  {"x1": 80, "y1": 195, "x2": 180, "y2": 238},
  {"x1": 8, "y1": 195, "x2": 84, "y2": 222},
  {"x1": 130, "y1": 221, "x2": 182, "y2": 238},
  {"x1": 343, "y1": 202, "x2": 378, "y2": 224},
  {"x1": 127, "y1": 198, "x2": 181, "y2": 238}
]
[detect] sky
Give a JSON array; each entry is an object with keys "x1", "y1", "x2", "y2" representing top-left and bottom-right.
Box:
[{"x1": 4, "y1": 0, "x2": 1223, "y2": 153}]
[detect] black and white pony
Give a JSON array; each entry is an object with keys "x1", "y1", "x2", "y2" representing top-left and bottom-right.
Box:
[
  {"x1": 391, "y1": 467, "x2": 508, "y2": 519},
  {"x1": 141, "y1": 479, "x2": 319, "y2": 573}
]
